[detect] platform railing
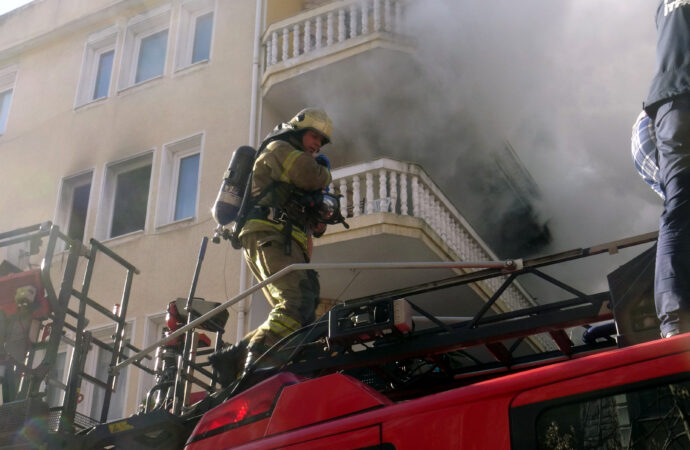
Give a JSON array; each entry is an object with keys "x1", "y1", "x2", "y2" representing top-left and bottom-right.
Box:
[
  {"x1": 330, "y1": 158, "x2": 538, "y2": 316},
  {"x1": 262, "y1": 0, "x2": 407, "y2": 73}
]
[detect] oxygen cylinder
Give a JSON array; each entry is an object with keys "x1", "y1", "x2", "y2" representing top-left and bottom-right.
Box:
[{"x1": 211, "y1": 146, "x2": 256, "y2": 226}]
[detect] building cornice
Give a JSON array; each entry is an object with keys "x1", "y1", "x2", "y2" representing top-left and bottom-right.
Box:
[{"x1": 0, "y1": 0, "x2": 145, "y2": 61}]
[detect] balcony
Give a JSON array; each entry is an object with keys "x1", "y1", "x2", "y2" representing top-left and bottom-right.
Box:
[
  {"x1": 309, "y1": 158, "x2": 555, "y2": 351},
  {"x1": 261, "y1": 0, "x2": 414, "y2": 103}
]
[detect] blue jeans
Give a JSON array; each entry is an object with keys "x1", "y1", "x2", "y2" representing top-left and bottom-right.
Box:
[{"x1": 654, "y1": 95, "x2": 690, "y2": 336}]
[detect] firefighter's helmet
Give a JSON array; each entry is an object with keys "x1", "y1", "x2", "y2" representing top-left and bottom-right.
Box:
[{"x1": 288, "y1": 108, "x2": 333, "y2": 144}]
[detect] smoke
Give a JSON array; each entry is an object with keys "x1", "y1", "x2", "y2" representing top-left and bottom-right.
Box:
[{"x1": 296, "y1": 0, "x2": 662, "y2": 292}]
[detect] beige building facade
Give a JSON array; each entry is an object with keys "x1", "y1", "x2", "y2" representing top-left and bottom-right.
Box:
[{"x1": 0, "y1": 0, "x2": 546, "y2": 421}]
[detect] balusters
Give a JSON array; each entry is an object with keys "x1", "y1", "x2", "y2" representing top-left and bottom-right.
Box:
[
  {"x1": 265, "y1": 41, "x2": 271, "y2": 68},
  {"x1": 389, "y1": 171, "x2": 398, "y2": 214},
  {"x1": 420, "y1": 185, "x2": 429, "y2": 223},
  {"x1": 361, "y1": 0, "x2": 369, "y2": 34},
  {"x1": 327, "y1": 12, "x2": 335, "y2": 46},
  {"x1": 304, "y1": 19, "x2": 311, "y2": 53},
  {"x1": 350, "y1": 4, "x2": 358, "y2": 38},
  {"x1": 378, "y1": 169, "x2": 387, "y2": 211},
  {"x1": 384, "y1": 0, "x2": 392, "y2": 32},
  {"x1": 394, "y1": 0, "x2": 403, "y2": 34},
  {"x1": 339, "y1": 179, "x2": 348, "y2": 217},
  {"x1": 365, "y1": 172, "x2": 374, "y2": 214},
  {"x1": 270, "y1": 31, "x2": 278, "y2": 65},
  {"x1": 373, "y1": 0, "x2": 382, "y2": 32},
  {"x1": 433, "y1": 199, "x2": 441, "y2": 235},
  {"x1": 400, "y1": 172, "x2": 408, "y2": 215},
  {"x1": 352, "y1": 175, "x2": 361, "y2": 217},
  {"x1": 411, "y1": 175, "x2": 419, "y2": 217},
  {"x1": 293, "y1": 24, "x2": 300, "y2": 57},
  {"x1": 315, "y1": 15, "x2": 323, "y2": 49},
  {"x1": 282, "y1": 28, "x2": 289, "y2": 62},
  {"x1": 338, "y1": 9, "x2": 346, "y2": 42}
]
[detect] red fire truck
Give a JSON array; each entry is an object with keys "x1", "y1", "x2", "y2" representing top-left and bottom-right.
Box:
[{"x1": 1, "y1": 224, "x2": 685, "y2": 449}]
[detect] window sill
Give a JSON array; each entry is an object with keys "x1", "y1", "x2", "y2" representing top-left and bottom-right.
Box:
[
  {"x1": 117, "y1": 75, "x2": 165, "y2": 96},
  {"x1": 74, "y1": 96, "x2": 108, "y2": 112},
  {"x1": 100, "y1": 229, "x2": 145, "y2": 246},
  {"x1": 173, "y1": 59, "x2": 210, "y2": 77},
  {"x1": 155, "y1": 216, "x2": 196, "y2": 233}
]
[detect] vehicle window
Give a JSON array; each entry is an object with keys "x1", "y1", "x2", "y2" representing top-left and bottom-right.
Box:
[{"x1": 535, "y1": 379, "x2": 690, "y2": 449}]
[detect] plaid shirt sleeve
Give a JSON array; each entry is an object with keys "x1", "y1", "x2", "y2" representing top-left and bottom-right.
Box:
[{"x1": 631, "y1": 110, "x2": 664, "y2": 199}]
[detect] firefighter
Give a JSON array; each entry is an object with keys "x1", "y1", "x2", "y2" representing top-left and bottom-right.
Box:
[{"x1": 210, "y1": 108, "x2": 333, "y2": 384}]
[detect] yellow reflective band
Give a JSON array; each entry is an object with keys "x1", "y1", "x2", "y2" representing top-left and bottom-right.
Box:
[
  {"x1": 270, "y1": 313, "x2": 301, "y2": 331},
  {"x1": 280, "y1": 150, "x2": 302, "y2": 183},
  {"x1": 246, "y1": 219, "x2": 308, "y2": 249},
  {"x1": 268, "y1": 322, "x2": 293, "y2": 338},
  {"x1": 108, "y1": 420, "x2": 134, "y2": 433}
]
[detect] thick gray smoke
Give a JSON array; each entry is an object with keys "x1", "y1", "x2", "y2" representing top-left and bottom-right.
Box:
[{"x1": 297, "y1": 0, "x2": 661, "y2": 294}]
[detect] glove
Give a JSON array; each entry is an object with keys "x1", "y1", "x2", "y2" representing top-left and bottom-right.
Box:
[{"x1": 315, "y1": 154, "x2": 331, "y2": 170}]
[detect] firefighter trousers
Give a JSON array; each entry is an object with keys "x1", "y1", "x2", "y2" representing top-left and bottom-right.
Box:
[{"x1": 240, "y1": 230, "x2": 319, "y2": 350}]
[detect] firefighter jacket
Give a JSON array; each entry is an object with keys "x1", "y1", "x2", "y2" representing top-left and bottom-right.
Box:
[
  {"x1": 238, "y1": 136, "x2": 332, "y2": 251},
  {"x1": 646, "y1": 0, "x2": 690, "y2": 111}
]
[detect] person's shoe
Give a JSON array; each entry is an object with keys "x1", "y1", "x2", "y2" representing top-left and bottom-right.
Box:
[
  {"x1": 661, "y1": 329, "x2": 681, "y2": 338},
  {"x1": 209, "y1": 340, "x2": 248, "y2": 386},
  {"x1": 241, "y1": 342, "x2": 273, "y2": 377}
]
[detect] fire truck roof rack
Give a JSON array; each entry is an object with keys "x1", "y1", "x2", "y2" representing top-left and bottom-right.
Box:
[{"x1": 226, "y1": 231, "x2": 658, "y2": 400}]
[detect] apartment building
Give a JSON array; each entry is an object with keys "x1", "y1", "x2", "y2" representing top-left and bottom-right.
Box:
[{"x1": 0, "y1": 0, "x2": 549, "y2": 420}]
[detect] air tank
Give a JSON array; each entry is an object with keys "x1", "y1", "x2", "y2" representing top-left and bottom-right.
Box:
[{"x1": 211, "y1": 146, "x2": 256, "y2": 226}]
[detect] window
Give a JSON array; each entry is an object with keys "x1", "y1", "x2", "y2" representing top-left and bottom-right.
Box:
[
  {"x1": 156, "y1": 134, "x2": 202, "y2": 227},
  {"x1": 93, "y1": 50, "x2": 114, "y2": 99},
  {"x1": 119, "y1": 5, "x2": 171, "y2": 89},
  {"x1": 0, "y1": 66, "x2": 17, "y2": 134},
  {"x1": 175, "y1": 0, "x2": 215, "y2": 70},
  {"x1": 135, "y1": 29, "x2": 168, "y2": 83},
  {"x1": 75, "y1": 27, "x2": 118, "y2": 107},
  {"x1": 98, "y1": 152, "x2": 153, "y2": 240},
  {"x1": 534, "y1": 378, "x2": 690, "y2": 449},
  {"x1": 45, "y1": 349, "x2": 70, "y2": 408},
  {"x1": 174, "y1": 153, "x2": 200, "y2": 220},
  {"x1": 56, "y1": 171, "x2": 93, "y2": 244},
  {"x1": 137, "y1": 313, "x2": 166, "y2": 411},
  {"x1": 78, "y1": 324, "x2": 132, "y2": 422}
]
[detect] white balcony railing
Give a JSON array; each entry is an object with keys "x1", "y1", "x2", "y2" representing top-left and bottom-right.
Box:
[
  {"x1": 262, "y1": 0, "x2": 407, "y2": 74},
  {"x1": 330, "y1": 159, "x2": 553, "y2": 350}
]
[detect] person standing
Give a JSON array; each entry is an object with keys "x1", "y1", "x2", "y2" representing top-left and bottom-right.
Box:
[
  {"x1": 645, "y1": 0, "x2": 690, "y2": 338},
  {"x1": 210, "y1": 108, "x2": 333, "y2": 383}
]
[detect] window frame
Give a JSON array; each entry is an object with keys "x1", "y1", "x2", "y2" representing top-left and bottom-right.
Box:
[
  {"x1": 97, "y1": 151, "x2": 154, "y2": 241},
  {"x1": 75, "y1": 26, "x2": 119, "y2": 108},
  {"x1": 0, "y1": 65, "x2": 18, "y2": 135},
  {"x1": 136, "y1": 312, "x2": 167, "y2": 411},
  {"x1": 174, "y1": 0, "x2": 216, "y2": 72},
  {"x1": 41, "y1": 335, "x2": 75, "y2": 409},
  {"x1": 510, "y1": 368, "x2": 690, "y2": 448},
  {"x1": 118, "y1": 5, "x2": 172, "y2": 91},
  {"x1": 55, "y1": 169, "x2": 95, "y2": 246},
  {"x1": 77, "y1": 322, "x2": 134, "y2": 422},
  {"x1": 155, "y1": 133, "x2": 203, "y2": 228}
]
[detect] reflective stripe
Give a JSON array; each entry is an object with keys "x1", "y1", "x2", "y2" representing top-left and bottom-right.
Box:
[
  {"x1": 268, "y1": 320, "x2": 295, "y2": 338},
  {"x1": 270, "y1": 312, "x2": 301, "y2": 332},
  {"x1": 245, "y1": 219, "x2": 308, "y2": 249},
  {"x1": 280, "y1": 150, "x2": 302, "y2": 183}
]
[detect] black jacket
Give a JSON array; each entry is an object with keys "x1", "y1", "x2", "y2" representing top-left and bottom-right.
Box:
[{"x1": 646, "y1": 0, "x2": 690, "y2": 112}]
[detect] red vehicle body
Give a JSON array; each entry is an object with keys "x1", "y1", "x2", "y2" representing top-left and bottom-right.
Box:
[{"x1": 186, "y1": 333, "x2": 690, "y2": 449}]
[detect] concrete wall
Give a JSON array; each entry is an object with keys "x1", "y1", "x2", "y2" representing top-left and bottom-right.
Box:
[{"x1": 0, "y1": 0, "x2": 261, "y2": 417}]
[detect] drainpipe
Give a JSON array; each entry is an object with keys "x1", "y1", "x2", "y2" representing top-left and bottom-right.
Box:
[{"x1": 237, "y1": 0, "x2": 264, "y2": 343}]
